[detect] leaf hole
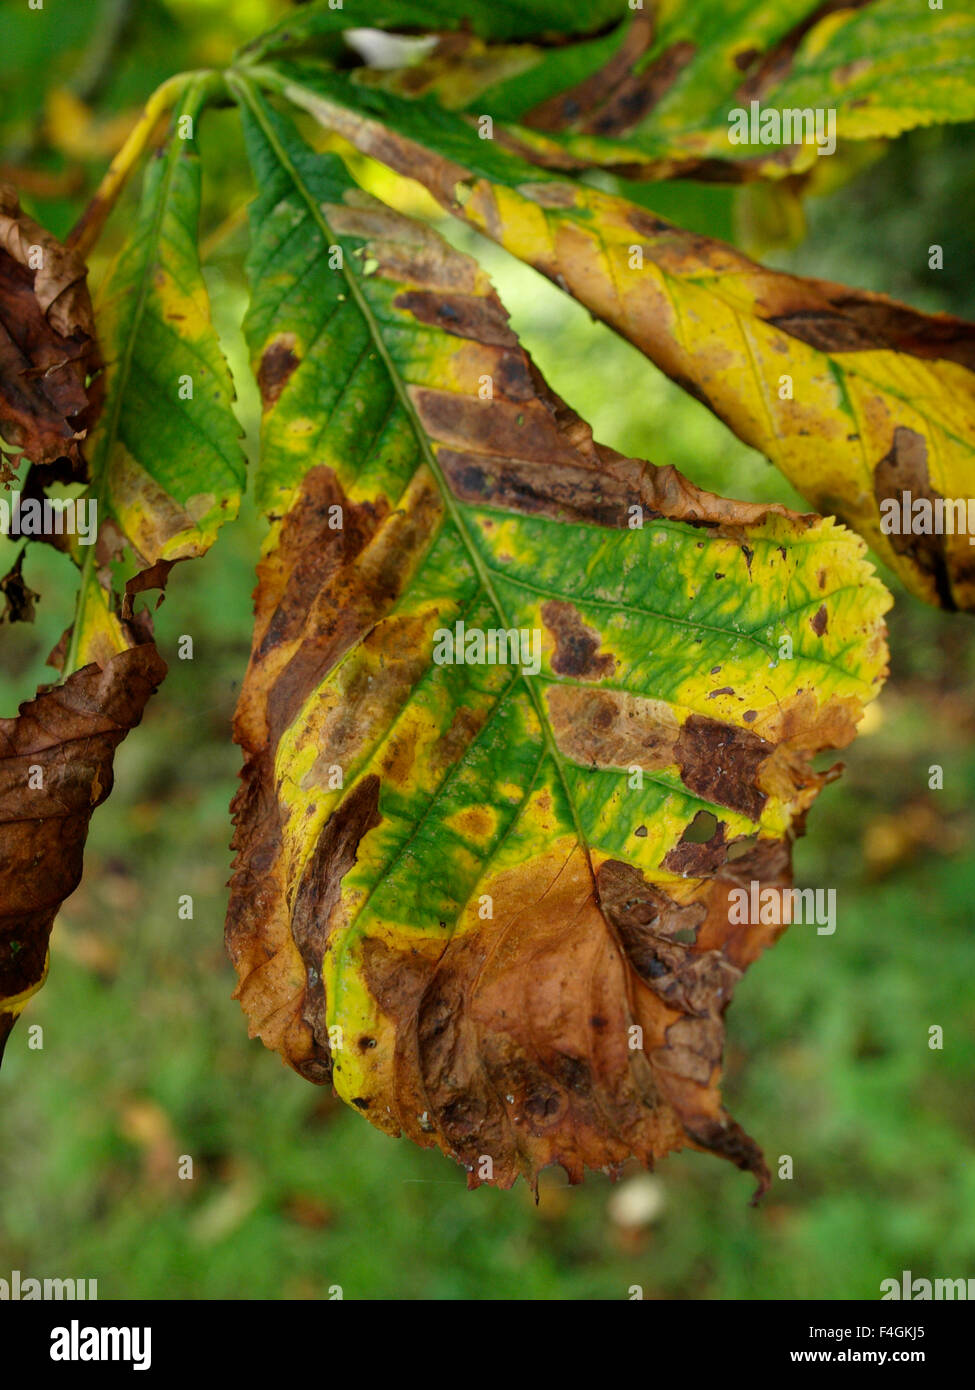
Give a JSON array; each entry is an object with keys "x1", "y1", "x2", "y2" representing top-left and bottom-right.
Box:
[{"x1": 682, "y1": 809, "x2": 719, "y2": 844}]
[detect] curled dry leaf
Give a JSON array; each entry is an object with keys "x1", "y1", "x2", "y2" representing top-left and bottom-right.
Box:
[
  {"x1": 0, "y1": 646, "x2": 166, "y2": 1062},
  {"x1": 225, "y1": 94, "x2": 889, "y2": 1193},
  {"x1": 0, "y1": 184, "x2": 100, "y2": 482}
]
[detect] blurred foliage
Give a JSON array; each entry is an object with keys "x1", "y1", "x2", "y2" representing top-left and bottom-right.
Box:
[{"x1": 0, "y1": 0, "x2": 973, "y2": 1300}]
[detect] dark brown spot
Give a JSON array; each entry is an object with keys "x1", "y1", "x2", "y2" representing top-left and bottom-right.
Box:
[
  {"x1": 541, "y1": 599, "x2": 615, "y2": 679},
  {"x1": 810, "y1": 604, "x2": 828, "y2": 636},
  {"x1": 582, "y1": 41, "x2": 697, "y2": 137},
  {"x1": 767, "y1": 296, "x2": 975, "y2": 372},
  {"x1": 675, "y1": 714, "x2": 770, "y2": 822},
  {"x1": 440, "y1": 449, "x2": 633, "y2": 527},
  {"x1": 524, "y1": 14, "x2": 656, "y2": 133},
  {"x1": 257, "y1": 333, "x2": 299, "y2": 407},
  {"x1": 394, "y1": 289, "x2": 519, "y2": 349}
]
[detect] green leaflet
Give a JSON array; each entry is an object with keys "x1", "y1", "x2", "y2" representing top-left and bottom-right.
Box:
[
  {"x1": 225, "y1": 85, "x2": 889, "y2": 1189},
  {"x1": 67, "y1": 76, "x2": 245, "y2": 671}
]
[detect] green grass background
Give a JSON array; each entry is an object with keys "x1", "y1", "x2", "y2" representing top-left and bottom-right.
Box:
[{"x1": 1, "y1": 1, "x2": 974, "y2": 1300}]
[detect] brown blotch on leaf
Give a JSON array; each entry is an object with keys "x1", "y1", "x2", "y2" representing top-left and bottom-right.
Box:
[
  {"x1": 257, "y1": 332, "x2": 300, "y2": 407},
  {"x1": 873, "y1": 426, "x2": 953, "y2": 609},
  {"x1": 524, "y1": 13, "x2": 657, "y2": 133},
  {"x1": 248, "y1": 465, "x2": 402, "y2": 745},
  {"x1": 766, "y1": 291, "x2": 975, "y2": 372},
  {"x1": 810, "y1": 604, "x2": 828, "y2": 636},
  {"x1": 597, "y1": 862, "x2": 708, "y2": 985},
  {"x1": 394, "y1": 288, "x2": 518, "y2": 348},
  {"x1": 121, "y1": 559, "x2": 176, "y2": 627},
  {"x1": 675, "y1": 713, "x2": 770, "y2": 822},
  {"x1": 545, "y1": 685, "x2": 678, "y2": 770},
  {"x1": 288, "y1": 775, "x2": 382, "y2": 1083},
  {"x1": 412, "y1": 386, "x2": 576, "y2": 466},
  {"x1": 581, "y1": 40, "x2": 698, "y2": 137},
  {"x1": 441, "y1": 449, "x2": 632, "y2": 526},
  {"x1": 541, "y1": 599, "x2": 615, "y2": 679}
]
